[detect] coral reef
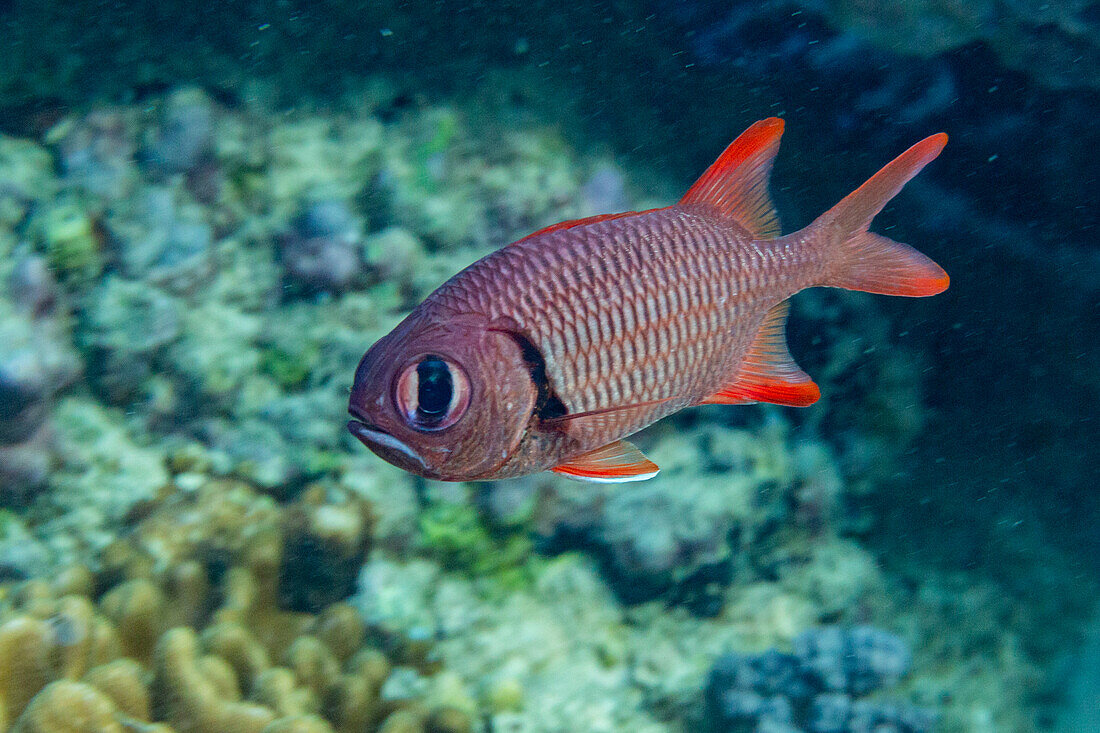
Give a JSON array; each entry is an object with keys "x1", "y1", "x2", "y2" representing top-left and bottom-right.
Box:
[
  {"x1": 705, "y1": 626, "x2": 936, "y2": 733},
  {"x1": 0, "y1": 249, "x2": 80, "y2": 506},
  {"x1": 0, "y1": 475, "x2": 456, "y2": 733},
  {"x1": 140, "y1": 87, "x2": 216, "y2": 178},
  {"x1": 278, "y1": 198, "x2": 364, "y2": 295},
  {"x1": 0, "y1": 81, "x2": 1089, "y2": 733}
]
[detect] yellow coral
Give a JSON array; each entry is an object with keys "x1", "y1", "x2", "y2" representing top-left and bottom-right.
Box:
[
  {"x1": 82, "y1": 659, "x2": 150, "y2": 721},
  {"x1": 100, "y1": 578, "x2": 167, "y2": 665},
  {"x1": 201, "y1": 621, "x2": 271, "y2": 696},
  {"x1": 261, "y1": 715, "x2": 335, "y2": 733},
  {"x1": 252, "y1": 668, "x2": 317, "y2": 718},
  {"x1": 11, "y1": 680, "x2": 122, "y2": 733},
  {"x1": 52, "y1": 595, "x2": 122, "y2": 679},
  {"x1": 284, "y1": 636, "x2": 340, "y2": 701},
  {"x1": 0, "y1": 617, "x2": 55, "y2": 725},
  {"x1": 152, "y1": 627, "x2": 276, "y2": 733},
  {"x1": 0, "y1": 475, "x2": 434, "y2": 733}
]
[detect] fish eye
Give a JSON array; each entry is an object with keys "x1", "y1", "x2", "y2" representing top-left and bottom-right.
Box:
[{"x1": 395, "y1": 355, "x2": 470, "y2": 431}]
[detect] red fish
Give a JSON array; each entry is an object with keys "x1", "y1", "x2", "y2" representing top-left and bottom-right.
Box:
[{"x1": 348, "y1": 119, "x2": 948, "y2": 482}]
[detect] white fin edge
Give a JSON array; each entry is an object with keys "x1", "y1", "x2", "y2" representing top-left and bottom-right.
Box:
[{"x1": 553, "y1": 468, "x2": 660, "y2": 484}]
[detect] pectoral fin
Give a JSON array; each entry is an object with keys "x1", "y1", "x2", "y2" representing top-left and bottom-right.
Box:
[
  {"x1": 551, "y1": 440, "x2": 659, "y2": 483},
  {"x1": 698, "y1": 301, "x2": 820, "y2": 407}
]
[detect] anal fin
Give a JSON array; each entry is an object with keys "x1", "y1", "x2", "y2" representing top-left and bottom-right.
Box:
[
  {"x1": 698, "y1": 301, "x2": 820, "y2": 407},
  {"x1": 551, "y1": 440, "x2": 659, "y2": 483}
]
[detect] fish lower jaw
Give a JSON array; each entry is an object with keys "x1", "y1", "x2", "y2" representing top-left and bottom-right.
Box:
[{"x1": 346, "y1": 419, "x2": 427, "y2": 470}]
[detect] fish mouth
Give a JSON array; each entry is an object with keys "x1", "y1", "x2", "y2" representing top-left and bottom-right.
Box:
[{"x1": 346, "y1": 415, "x2": 427, "y2": 469}]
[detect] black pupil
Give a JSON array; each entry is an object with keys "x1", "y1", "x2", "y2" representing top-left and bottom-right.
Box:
[{"x1": 416, "y1": 357, "x2": 452, "y2": 419}]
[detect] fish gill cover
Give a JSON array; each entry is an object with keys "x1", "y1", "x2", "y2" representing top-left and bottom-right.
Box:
[{"x1": 0, "y1": 1, "x2": 1096, "y2": 732}]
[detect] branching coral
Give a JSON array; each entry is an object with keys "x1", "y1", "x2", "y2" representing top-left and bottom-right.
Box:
[{"x1": 0, "y1": 476, "x2": 459, "y2": 733}]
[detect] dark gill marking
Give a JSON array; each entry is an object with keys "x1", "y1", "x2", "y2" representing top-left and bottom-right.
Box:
[{"x1": 495, "y1": 330, "x2": 568, "y2": 420}]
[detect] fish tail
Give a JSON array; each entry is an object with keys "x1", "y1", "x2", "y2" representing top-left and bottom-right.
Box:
[{"x1": 814, "y1": 133, "x2": 949, "y2": 297}]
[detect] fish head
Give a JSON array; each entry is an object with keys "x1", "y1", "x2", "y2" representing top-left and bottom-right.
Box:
[{"x1": 347, "y1": 311, "x2": 538, "y2": 480}]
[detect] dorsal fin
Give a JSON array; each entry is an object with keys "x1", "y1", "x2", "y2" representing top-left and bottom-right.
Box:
[
  {"x1": 698, "y1": 301, "x2": 820, "y2": 407},
  {"x1": 516, "y1": 211, "x2": 650, "y2": 243},
  {"x1": 678, "y1": 117, "x2": 784, "y2": 239},
  {"x1": 551, "y1": 440, "x2": 659, "y2": 483}
]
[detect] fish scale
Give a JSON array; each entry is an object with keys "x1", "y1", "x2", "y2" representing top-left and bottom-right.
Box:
[
  {"x1": 348, "y1": 118, "x2": 950, "y2": 482},
  {"x1": 432, "y1": 207, "x2": 812, "y2": 421}
]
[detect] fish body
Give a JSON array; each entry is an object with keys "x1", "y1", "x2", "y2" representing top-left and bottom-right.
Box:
[{"x1": 348, "y1": 119, "x2": 949, "y2": 482}]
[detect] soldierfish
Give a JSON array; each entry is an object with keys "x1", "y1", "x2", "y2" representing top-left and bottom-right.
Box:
[{"x1": 348, "y1": 118, "x2": 948, "y2": 482}]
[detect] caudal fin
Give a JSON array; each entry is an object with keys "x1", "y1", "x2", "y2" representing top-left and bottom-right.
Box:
[{"x1": 815, "y1": 134, "x2": 949, "y2": 297}]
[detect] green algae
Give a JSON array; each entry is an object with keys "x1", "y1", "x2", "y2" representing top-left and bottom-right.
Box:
[
  {"x1": 417, "y1": 500, "x2": 538, "y2": 590},
  {"x1": 32, "y1": 199, "x2": 103, "y2": 284},
  {"x1": 259, "y1": 344, "x2": 318, "y2": 391}
]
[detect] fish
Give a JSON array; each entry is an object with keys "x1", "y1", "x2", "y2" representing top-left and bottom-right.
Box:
[{"x1": 347, "y1": 118, "x2": 948, "y2": 482}]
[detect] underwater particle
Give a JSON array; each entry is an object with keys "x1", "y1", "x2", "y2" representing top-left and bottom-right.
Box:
[
  {"x1": 11, "y1": 679, "x2": 124, "y2": 733},
  {"x1": 278, "y1": 197, "x2": 365, "y2": 294}
]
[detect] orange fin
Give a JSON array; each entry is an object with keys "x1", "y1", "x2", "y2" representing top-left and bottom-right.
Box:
[
  {"x1": 551, "y1": 440, "x2": 659, "y2": 483},
  {"x1": 815, "y1": 133, "x2": 950, "y2": 297},
  {"x1": 517, "y1": 211, "x2": 650, "y2": 243},
  {"x1": 699, "y1": 301, "x2": 820, "y2": 407},
  {"x1": 678, "y1": 117, "x2": 784, "y2": 239}
]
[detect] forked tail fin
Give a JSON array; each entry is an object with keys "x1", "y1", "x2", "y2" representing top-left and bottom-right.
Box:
[{"x1": 815, "y1": 133, "x2": 950, "y2": 297}]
